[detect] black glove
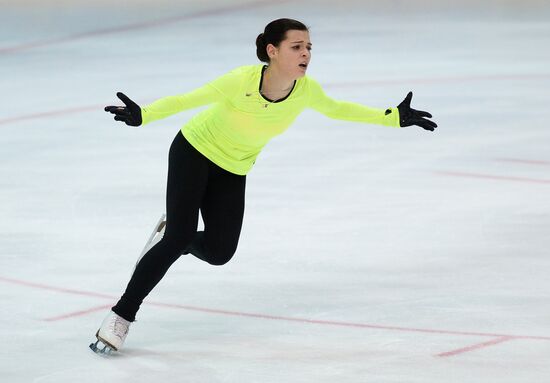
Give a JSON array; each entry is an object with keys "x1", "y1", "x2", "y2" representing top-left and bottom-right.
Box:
[
  {"x1": 104, "y1": 92, "x2": 142, "y2": 127},
  {"x1": 397, "y1": 91, "x2": 437, "y2": 131}
]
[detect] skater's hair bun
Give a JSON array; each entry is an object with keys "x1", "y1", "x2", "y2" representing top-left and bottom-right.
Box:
[{"x1": 256, "y1": 18, "x2": 309, "y2": 63}]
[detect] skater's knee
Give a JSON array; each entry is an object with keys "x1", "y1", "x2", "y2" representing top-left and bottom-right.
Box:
[
  {"x1": 207, "y1": 254, "x2": 234, "y2": 266},
  {"x1": 205, "y1": 245, "x2": 237, "y2": 266},
  {"x1": 184, "y1": 232, "x2": 238, "y2": 265}
]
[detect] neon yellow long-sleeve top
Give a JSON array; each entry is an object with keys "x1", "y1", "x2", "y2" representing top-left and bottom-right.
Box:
[{"x1": 141, "y1": 64, "x2": 400, "y2": 175}]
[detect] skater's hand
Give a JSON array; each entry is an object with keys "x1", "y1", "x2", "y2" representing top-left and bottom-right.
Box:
[
  {"x1": 104, "y1": 92, "x2": 142, "y2": 127},
  {"x1": 397, "y1": 91, "x2": 437, "y2": 131}
]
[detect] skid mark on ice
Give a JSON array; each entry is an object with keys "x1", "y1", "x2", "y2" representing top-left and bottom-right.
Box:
[
  {"x1": 0, "y1": 0, "x2": 290, "y2": 55},
  {"x1": 2, "y1": 275, "x2": 550, "y2": 358}
]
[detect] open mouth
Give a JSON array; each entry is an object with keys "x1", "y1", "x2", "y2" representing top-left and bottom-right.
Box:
[{"x1": 299, "y1": 63, "x2": 308, "y2": 69}]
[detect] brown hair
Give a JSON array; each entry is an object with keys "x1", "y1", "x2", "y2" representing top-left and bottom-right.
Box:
[{"x1": 256, "y1": 18, "x2": 309, "y2": 63}]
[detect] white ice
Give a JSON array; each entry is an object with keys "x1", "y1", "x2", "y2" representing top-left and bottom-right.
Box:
[{"x1": 1, "y1": 0, "x2": 550, "y2": 382}]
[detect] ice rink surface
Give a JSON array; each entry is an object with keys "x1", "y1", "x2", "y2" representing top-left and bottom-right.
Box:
[{"x1": 1, "y1": 0, "x2": 549, "y2": 382}]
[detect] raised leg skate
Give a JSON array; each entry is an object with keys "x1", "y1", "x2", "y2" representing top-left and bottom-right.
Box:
[{"x1": 133, "y1": 213, "x2": 166, "y2": 273}]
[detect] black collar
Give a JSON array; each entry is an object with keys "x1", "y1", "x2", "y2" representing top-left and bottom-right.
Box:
[{"x1": 259, "y1": 65, "x2": 296, "y2": 103}]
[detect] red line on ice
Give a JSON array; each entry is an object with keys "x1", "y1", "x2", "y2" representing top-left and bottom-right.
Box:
[
  {"x1": 2, "y1": 275, "x2": 550, "y2": 343},
  {"x1": 2, "y1": 73, "x2": 549, "y2": 126},
  {"x1": 435, "y1": 171, "x2": 550, "y2": 185},
  {"x1": 436, "y1": 336, "x2": 515, "y2": 357},
  {"x1": 328, "y1": 73, "x2": 550, "y2": 88},
  {"x1": 43, "y1": 304, "x2": 114, "y2": 322},
  {"x1": 144, "y1": 301, "x2": 550, "y2": 342},
  {"x1": 495, "y1": 158, "x2": 550, "y2": 166},
  {"x1": 0, "y1": 1, "x2": 287, "y2": 55},
  {"x1": 0, "y1": 276, "x2": 115, "y2": 300},
  {"x1": 0, "y1": 105, "x2": 104, "y2": 125}
]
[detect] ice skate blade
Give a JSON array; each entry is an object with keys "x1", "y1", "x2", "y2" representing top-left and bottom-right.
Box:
[
  {"x1": 89, "y1": 333, "x2": 118, "y2": 355},
  {"x1": 89, "y1": 340, "x2": 114, "y2": 354}
]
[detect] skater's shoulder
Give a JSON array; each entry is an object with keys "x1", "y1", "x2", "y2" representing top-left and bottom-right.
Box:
[{"x1": 224, "y1": 63, "x2": 264, "y2": 76}]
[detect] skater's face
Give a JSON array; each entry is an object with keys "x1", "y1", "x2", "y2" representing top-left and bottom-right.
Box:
[{"x1": 267, "y1": 29, "x2": 312, "y2": 78}]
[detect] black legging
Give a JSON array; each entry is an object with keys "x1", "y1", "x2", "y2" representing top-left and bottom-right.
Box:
[{"x1": 112, "y1": 131, "x2": 246, "y2": 321}]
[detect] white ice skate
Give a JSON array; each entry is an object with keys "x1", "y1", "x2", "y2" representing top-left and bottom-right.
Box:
[
  {"x1": 89, "y1": 311, "x2": 131, "y2": 354},
  {"x1": 89, "y1": 214, "x2": 166, "y2": 354}
]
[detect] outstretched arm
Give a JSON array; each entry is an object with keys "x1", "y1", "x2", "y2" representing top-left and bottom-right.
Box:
[
  {"x1": 307, "y1": 78, "x2": 437, "y2": 130},
  {"x1": 307, "y1": 78, "x2": 400, "y2": 127},
  {"x1": 138, "y1": 84, "x2": 225, "y2": 125},
  {"x1": 104, "y1": 68, "x2": 242, "y2": 127},
  {"x1": 104, "y1": 85, "x2": 226, "y2": 127}
]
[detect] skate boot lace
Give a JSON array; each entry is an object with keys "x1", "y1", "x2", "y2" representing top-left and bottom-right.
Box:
[{"x1": 109, "y1": 315, "x2": 130, "y2": 340}]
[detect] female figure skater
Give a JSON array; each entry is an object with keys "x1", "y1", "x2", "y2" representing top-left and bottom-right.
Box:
[{"x1": 90, "y1": 18, "x2": 437, "y2": 353}]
